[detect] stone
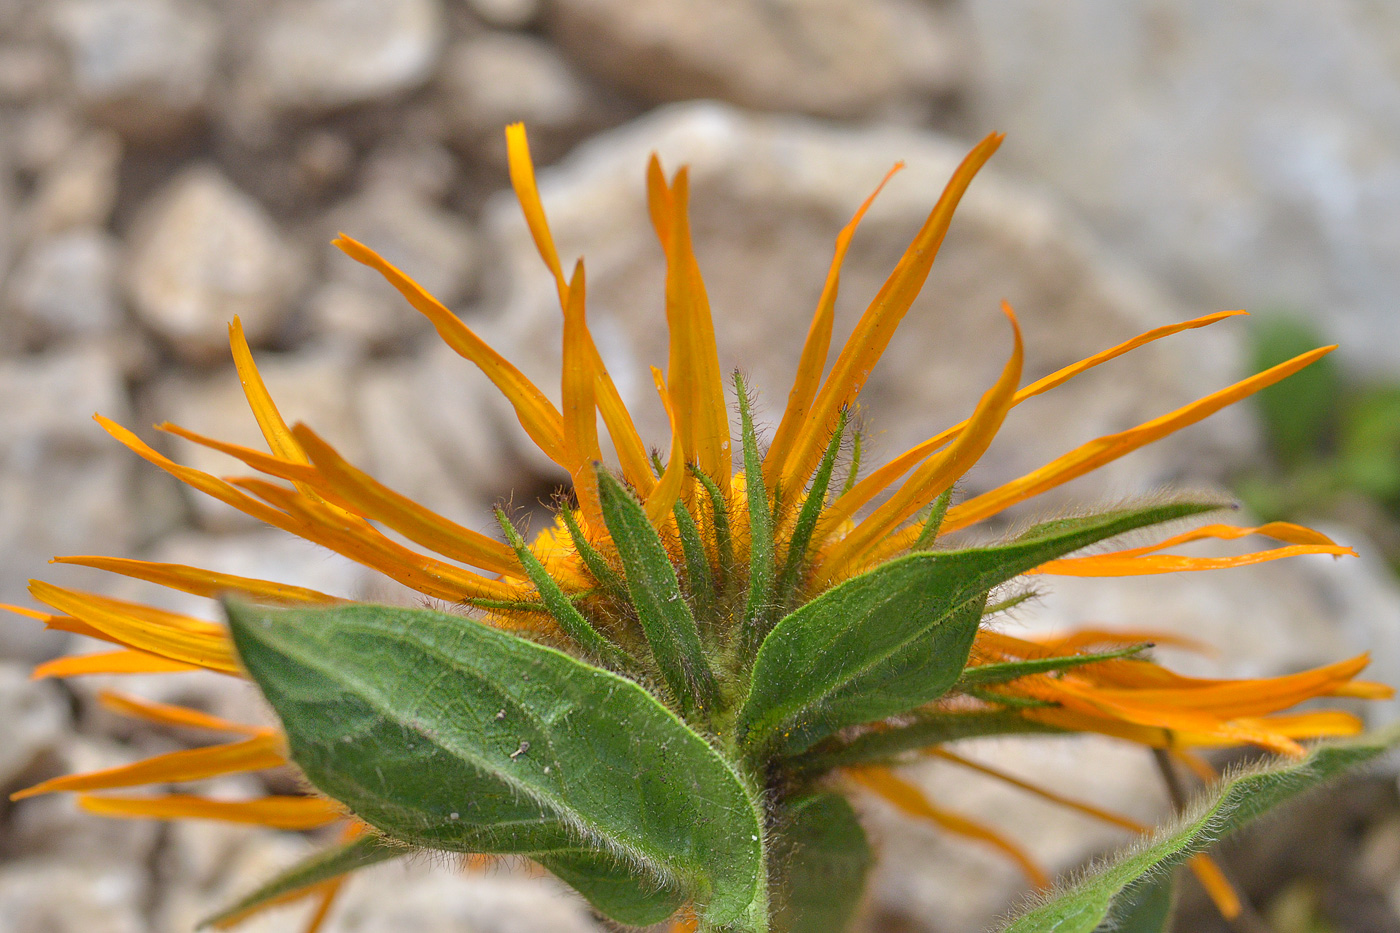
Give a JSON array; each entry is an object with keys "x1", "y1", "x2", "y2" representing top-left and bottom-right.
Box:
[
  {"x1": 6, "y1": 229, "x2": 121, "y2": 343},
  {"x1": 24, "y1": 128, "x2": 122, "y2": 236},
  {"x1": 0, "y1": 346, "x2": 133, "y2": 657},
  {"x1": 547, "y1": 0, "x2": 965, "y2": 120},
  {"x1": 149, "y1": 349, "x2": 364, "y2": 530},
  {"x1": 0, "y1": 662, "x2": 67, "y2": 790},
  {"x1": 465, "y1": 0, "x2": 539, "y2": 29},
  {"x1": 249, "y1": 0, "x2": 445, "y2": 113},
  {"x1": 317, "y1": 180, "x2": 479, "y2": 352},
  {"x1": 439, "y1": 33, "x2": 602, "y2": 162},
  {"x1": 961, "y1": 0, "x2": 1400, "y2": 375},
  {"x1": 49, "y1": 0, "x2": 218, "y2": 141},
  {"x1": 126, "y1": 165, "x2": 303, "y2": 362},
  {"x1": 0, "y1": 42, "x2": 59, "y2": 103},
  {"x1": 0, "y1": 859, "x2": 149, "y2": 933},
  {"x1": 480, "y1": 102, "x2": 1252, "y2": 509}
]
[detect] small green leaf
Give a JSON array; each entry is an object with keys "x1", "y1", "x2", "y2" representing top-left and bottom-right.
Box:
[
  {"x1": 955, "y1": 645, "x2": 1150, "y2": 689},
  {"x1": 910, "y1": 487, "x2": 953, "y2": 551},
  {"x1": 1093, "y1": 875, "x2": 1176, "y2": 933},
  {"x1": 596, "y1": 468, "x2": 720, "y2": 718},
  {"x1": 841, "y1": 430, "x2": 862, "y2": 497},
  {"x1": 739, "y1": 499, "x2": 1222, "y2": 756},
  {"x1": 770, "y1": 793, "x2": 872, "y2": 933},
  {"x1": 226, "y1": 601, "x2": 764, "y2": 925},
  {"x1": 202, "y1": 835, "x2": 403, "y2": 929},
  {"x1": 794, "y1": 710, "x2": 1065, "y2": 773},
  {"x1": 560, "y1": 506, "x2": 629, "y2": 600},
  {"x1": 775, "y1": 411, "x2": 846, "y2": 612},
  {"x1": 999, "y1": 726, "x2": 1400, "y2": 933},
  {"x1": 674, "y1": 497, "x2": 718, "y2": 629},
  {"x1": 496, "y1": 507, "x2": 634, "y2": 670},
  {"x1": 693, "y1": 466, "x2": 735, "y2": 591},
  {"x1": 736, "y1": 373, "x2": 776, "y2": 648}
]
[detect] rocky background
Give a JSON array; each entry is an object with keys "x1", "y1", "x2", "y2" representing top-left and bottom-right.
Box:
[{"x1": 2, "y1": 1, "x2": 1399, "y2": 931}]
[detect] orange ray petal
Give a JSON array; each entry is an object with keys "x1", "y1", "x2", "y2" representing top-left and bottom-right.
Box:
[
  {"x1": 560, "y1": 261, "x2": 606, "y2": 531},
  {"x1": 816, "y1": 303, "x2": 1023, "y2": 581},
  {"x1": 644, "y1": 368, "x2": 688, "y2": 526},
  {"x1": 934, "y1": 345, "x2": 1337, "y2": 538},
  {"x1": 29, "y1": 581, "x2": 238, "y2": 674},
  {"x1": 12, "y1": 734, "x2": 286, "y2": 800},
  {"x1": 1022, "y1": 628, "x2": 1215, "y2": 656},
  {"x1": 848, "y1": 765, "x2": 1050, "y2": 888},
  {"x1": 291, "y1": 425, "x2": 521, "y2": 577},
  {"x1": 825, "y1": 310, "x2": 1248, "y2": 533},
  {"x1": 1031, "y1": 544, "x2": 1356, "y2": 576},
  {"x1": 32, "y1": 649, "x2": 200, "y2": 679},
  {"x1": 51, "y1": 556, "x2": 341, "y2": 604},
  {"x1": 765, "y1": 162, "x2": 904, "y2": 496},
  {"x1": 1188, "y1": 854, "x2": 1243, "y2": 920},
  {"x1": 97, "y1": 690, "x2": 268, "y2": 735},
  {"x1": 333, "y1": 233, "x2": 566, "y2": 466},
  {"x1": 661, "y1": 168, "x2": 731, "y2": 499},
  {"x1": 780, "y1": 133, "x2": 1003, "y2": 492},
  {"x1": 228, "y1": 317, "x2": 306, "y2": 465},
  {"x1": 78, "y1": 793, "x2": 344, "y2": 830}
]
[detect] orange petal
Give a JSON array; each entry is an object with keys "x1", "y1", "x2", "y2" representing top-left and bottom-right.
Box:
[
  {"x1": 29, "y1": 581, "x2": 238, "y2": 674},
  {"x1": 291, "y1": 425, "x2": 521, "y2": 577},
  {"x1": 816, "y1": 303, "x2": 1022, "y2": 581},
  {"x1": 661, "y1": 168, "x2": 731, "y2": 500},
  {"x1": 765, "y1": 162, "x2": 904, "y2": 497},
  {"x1": 12, "y1": 734, "x2": 286, "y2": 800},
  {"x1": 936, "y1": 345, "x2": 1337, "y2": 537},
  {"x1": 644, "y1": 368, "x2": 688, "y2": 526},
  {"x1": 334, "y1": 233, "x2": 566, "y2": 466},
  {"x1": 78, "y1": 793, "x2": 344, "y2": 830},
  {"x1": 1031, "y1": 544, "x2": 1356, "y2": 576},
  {"x1": 1188, "y1": 854, "x2": 1243, "y2": 920},
  {"x1": 97, "y1": 690, "x2": 268, "y2": 735},
  {"x1": 848, "y1": 765, "x2": 1050, "y2": 888},
  {"x1": 560, "y1": 261, "x2": 606, "y2": 531},
  {"x1": 780, "y1": 133, "x2": 1003, "y2": 493},
  {"x1": 32, "y1": 649, "x2": 200, "y2": 679},
  {"x1": 51, "y1": 556, "x2": 341, "y2": 604}
]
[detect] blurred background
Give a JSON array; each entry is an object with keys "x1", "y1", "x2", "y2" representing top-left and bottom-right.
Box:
[{"x1": 1, "y1": 1, "x2": 1398, "y2": 931}]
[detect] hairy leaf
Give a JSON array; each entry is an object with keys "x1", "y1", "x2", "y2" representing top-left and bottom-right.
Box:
[
  {"x1": 1000, "y1": 726, "x2": 1400, "y2": 933},
  {"x1": 955, "y1": 645, "x2": 1150, "y2": 690},
  {"x1": 771, "y1": 793, "x2": 872, "y2": 933},
  {"x1": 740, "y1": 501, "x2": 1219, "y2": 755},
  {"x1": 226, "y1": 601, "x2": 763, "y2": 925},
  {"x1": 737, "y1": 373, "x2": 776, "y2": 648},
  {"x1": 596, "y1": 469, "x2": 719, "y2": 718},
  {"x1": 795, "y1": 710, "x2": 1065, "y2": 773}
]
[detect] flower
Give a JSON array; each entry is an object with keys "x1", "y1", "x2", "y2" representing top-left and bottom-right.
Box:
[{"x1": 6, "y1": 123, "x2": 1390, "y2": 932}]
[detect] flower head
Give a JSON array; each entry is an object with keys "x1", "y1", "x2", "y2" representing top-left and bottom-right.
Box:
[{"x1": 6, "y1": 124, "x2": 1389, "y2": 932}]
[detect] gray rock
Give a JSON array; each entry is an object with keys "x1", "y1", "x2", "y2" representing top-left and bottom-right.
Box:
[
  {"x1": 0, "y1": 662, "x2": 67, "y2": 789},
  {"x1": 962, "y1": 0, "x2": 1400, "y2": 374},
  {"x1": 548, "y1": 0, "x2": 965, "y2": 120},
  {"x1": 0, "y1": 41, "x2": 59, "y2": 104},
  {"x1": 24, "y1": 128, "x2": 122, "y2": 237},
  {"x1": 7, "y1": 229, "x2": 121, "y2": 343},
  {"x1": 126, "y1": 165, "x2": 302, "y2": 362},
  {"x1": 480, "y1": 102, "x2": 1252, "y2": 507},
  {"x1": 250, "y1": 0, "x2": 445, "y2": 113},
  {"x1": 439, "y1": 33, "x2": 600, "y2": 161},
  {"x1": 49, "y1": 0, "x2": 218, "y2": 141},
  {"x1": 0, "y1": 860, "x2": 149, "y2": 933}
]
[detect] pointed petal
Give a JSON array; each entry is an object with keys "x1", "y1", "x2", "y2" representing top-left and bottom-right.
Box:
[
  {"x1": 32, "y1": 650, "x2": 199, "y2": 679},
  {"x1": 51, "y1": 556, "x2": 341, "y2": 604},
  {"x1": 334, "y1": 234, "x2": 566, "y2": 465},
  {"x1": 97, "y1": 690, "x2": 268, "y2": 735},
  {"x1": 505, "y1": 122, "x2": 569, "y2": 306},
  {"x1": 937, "y1": 346, "x2": 1337, "y2": 537},
  {"x1": 848, "y1": 765, "x2": 1050, "y2": 888},
  {"x1": 561, "y1": 261, "x2": 606, "y2": 530},
  {"x1": 765, "y1": 163, "x2": 904, "y2": 494},
  {"x1": 781, "y1": 134, "x2": 1003, "y2": 491},
  {"x1": 644, "y1": 368, "x2": 688, "y2": 526},
  {"x1": 78, "y1": 793, "x2": 344, "y2": 829},
  {"x1": 1029, "y1": 521, "x2": 1354, "y2": 575},
  {"x1": 12, "y1": 734, "x2": 285, "y2": 800}
]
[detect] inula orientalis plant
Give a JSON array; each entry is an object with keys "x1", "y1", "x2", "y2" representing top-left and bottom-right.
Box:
[{"x1": 8, "y1": 125, "x2": 1398, "y2": 933}]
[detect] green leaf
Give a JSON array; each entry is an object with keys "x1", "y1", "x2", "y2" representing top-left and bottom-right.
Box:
[
  {"x1": 999, "y1": 726, "x2": 1400, "y2": 933},
  {"x1": 560, "y1": 506, "x2": 629, "y2": 601},
  {"x1": 596, "y1": 469, "x2": 720, "y2": 718},
  {"x1": 955, "y1": 645, "x2": 1150, "y2": 689},
  {"x1": 794, "y1": 710, "x2": 1065, "y2": 773},
  {"x1": 736, "y1": 373, "x2": 776, "y2": 648},
  {"x1": 693, "y1": 466, "x2": 736, "y2": 592},
  {"x1": 774, "y1": 411, "x2": 846, "y2": 612},
  {"x1": 202, "y1": 835, "x2": 404, "y2": 929},
  {"x1": 910, "y1": 487, "x2": 953, "y2": 551},
  {"x1": 226, "y1": 601, "x2": 764, "y2": 925},
  {"x1": 495, "y1": 507, "x2": 634, "y2": 671},
  {"x1": 1093, "y1": 874, "x2": 1176, "y2": 933},
  {"x1": 770, "y1": 793, "x2": 872, "y2": 933},
  {"x1": 739, "y1": 500, "x2": 1220, "y2": 756},
  {"x1": 674, "y1": 496, "x2": 718, "y2": 629}
]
